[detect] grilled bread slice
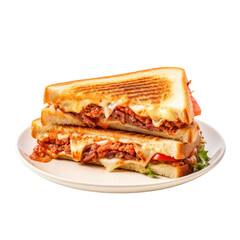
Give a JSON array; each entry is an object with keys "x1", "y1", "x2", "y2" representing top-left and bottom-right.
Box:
[
  {"x1": 43, "y1": 67, "x2": 194, "y2": 125},
  {"x1": 30, "y1": 119, "x2": 201, "y2": 178}
]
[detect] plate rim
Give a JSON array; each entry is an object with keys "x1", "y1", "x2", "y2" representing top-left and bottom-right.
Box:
[{"x1": 17, "y1": 120, "x2": 226, "y2": 192}]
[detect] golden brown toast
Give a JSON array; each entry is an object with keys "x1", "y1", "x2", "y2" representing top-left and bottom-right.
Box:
[
  {"x1": 57, "y1": 157, "x2": 193, "y2": 179},
  {"x1": 43, "y1": 67, "x2": 194, "y2": 124},
  {"x1": 31, "y1": 119, "x2": 200, "y2": 178},
  {"x1": 32, "y1": 119, "x2": 200, "y2": 160}
]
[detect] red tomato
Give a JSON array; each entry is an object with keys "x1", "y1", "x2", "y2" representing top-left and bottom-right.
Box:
[
  {"x1": 151, "y1": 153, "x2": 177, "y2": 162},
  {"x1": 190, "y1": 95, "x2": 201, "y2": 116},
  {"x1": 187, "y1": 87, "x2": 201, "y2": 116}
]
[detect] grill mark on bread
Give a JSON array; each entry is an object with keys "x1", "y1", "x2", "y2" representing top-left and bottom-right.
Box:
[
  {"x1": 73, "y1": 81, "x2": 161, "y2": 93},
  {"x1": 72, "y1": 77, "x2": 159, "y2": 90},
  {"x1": 114, "y1": 88, "x2": 163, "y2": 96},
  {"x1": 128, "y1": 92, "x2": 163, "y2": 99},
  {"x1": 71, "y1": 76, "x2": 172, "y2": 103},
  {"x1": 43, "y1": 67, "x2": 194, "y2": 126},
  {"x1": 139, "y1": 97, "x2": 160, "y2": 103},
  {"x1": 100, "y1": 83, "x2": 161, "y2": 93},
  {"x1": 72, "y1": 78, "x2": 169, "y2": 91}
]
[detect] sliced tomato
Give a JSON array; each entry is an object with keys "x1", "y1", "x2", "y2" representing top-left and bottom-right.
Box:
[
  {"x1": 151, "y1": 153, "x2": 178, "y2": 162},
  {"x1": 190, "y1": 95, "x2": 201, "y2": 116},
  {"x1": 187, "y1": 87, "x2": 201, "y2": 116}
]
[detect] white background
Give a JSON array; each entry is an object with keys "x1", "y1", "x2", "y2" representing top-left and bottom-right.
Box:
[{"x1": 0, "y1": 0, "x2": 239, "y2": 239}]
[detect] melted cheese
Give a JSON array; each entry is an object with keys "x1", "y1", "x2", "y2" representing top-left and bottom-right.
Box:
[
  {"x1": 95, "y1": 140, "x2": 109, "y2": 146},
  {"x1": 103, "y1": 102, "x2": 118, "y2": 119},
  {"x1": 152, "y1": 119, "x2": 164, "y2": 127},
  {"x1": 60, "y1": 99, "x2": 92, "y2": 113},
  {"x1": 58, "y1": 98, "x2": 177, "y2": 126},
  {"x1": 98, "y1": 158, "x2": 148, "y2": 172},
  {"x1": 59, "y1": 99, "x2": 123, "y2": 118},
  {"x1": 129, "y1": 104, "x2": 178, "y2": 123},
  {"x1": 57, "y1": 88, "x2": 180, "y2": 126},
  {"x1": 70, "y1": 138, "x2": 156, "y2": 170},
  {"x1": 98, "y1": 158, "x2": 121, "y2": 171},
  {"x1": 133, "y1": 144, "x2": 155, "y2": 162},
  {"x1": 70, "y1": 138, "x2": 90, "y2": 161},
  {"x1": 57, "y1": 133, "x2": 69, "y2": 140},
  {"x1": 70, "y1": 139, "x2": 110, "y2": 161}
]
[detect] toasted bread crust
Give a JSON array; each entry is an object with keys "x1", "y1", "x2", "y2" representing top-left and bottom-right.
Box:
[
  {"x1": 53, "y1": 156, "x2": 193, "y2": 178},
  {"x1": 41, "y1": 106, "x2": 84, "y2": 126},
  {"x1": 31, "y1": 119, "x2": 200, "y2": 160},
  {"x1": 149, "y1": 162, "x2": 193, "y2": 178},
  {"x1": 43, "y1": 67, "x2": 194, "y2": 124},
  {"x1": 44, "y1": 67, "x2": 186, "y2": 88}
]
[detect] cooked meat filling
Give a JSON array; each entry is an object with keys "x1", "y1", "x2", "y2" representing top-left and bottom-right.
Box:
[
  {"x1": 65, "y1": 104, "x2": 186, "y2": 135},
  {"x1": 30, "y1": 137, "x2": 71, "y2": 162},
  {"x1": 30, "y1": 137, "x2": 139, "y2": 163},
  {"x1": 81, "y1": 142, "x2": 138, "y2": 163},
  {"x1": 30, "y1": 136, "x2": 198, "y2": 168}
]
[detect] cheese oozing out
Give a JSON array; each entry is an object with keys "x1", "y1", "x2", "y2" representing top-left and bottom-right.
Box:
[
  {"x1": 69, "y1": 137, "x2": 157, "y2": 172},
  {"x1": 57, "y1": 98, "x2": 175, "y2": 128}
]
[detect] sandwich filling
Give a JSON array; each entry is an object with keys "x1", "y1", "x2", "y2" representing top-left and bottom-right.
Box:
[
  {"x1": 30, "y1": 133, "x2": 199, "y2": 173},
  {"x1": 51, "y1": 104, "x2": 187, "y2": 135}
]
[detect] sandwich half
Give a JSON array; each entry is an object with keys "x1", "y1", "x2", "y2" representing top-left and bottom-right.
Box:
[
  {"x1": 42, "y1": 67, "x2": 201, "y2": 143},
  {"x1": 30, "y1": 119, "x2": 202, "y2": 178}
]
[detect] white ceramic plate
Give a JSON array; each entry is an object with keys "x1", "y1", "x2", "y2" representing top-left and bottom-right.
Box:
[{"x1": 17, "y1": 120, "x2": 225, "y2": 193}]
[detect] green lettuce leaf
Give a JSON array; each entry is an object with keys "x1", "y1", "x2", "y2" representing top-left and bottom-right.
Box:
[
  {"x1": 144, "y1": 165, "x2": 157, "y2": 178},
  {"x1": 194, "y1": 144, "x2": 210, "y2": 171}
]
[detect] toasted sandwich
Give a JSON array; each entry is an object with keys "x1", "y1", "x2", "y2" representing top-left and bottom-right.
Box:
[
  {"x1": 30, "y1": 119, "x2": 203, "y2": 178},
  {"x1": 41, "y1": 67, "x2": 201, "y2": 143}
]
